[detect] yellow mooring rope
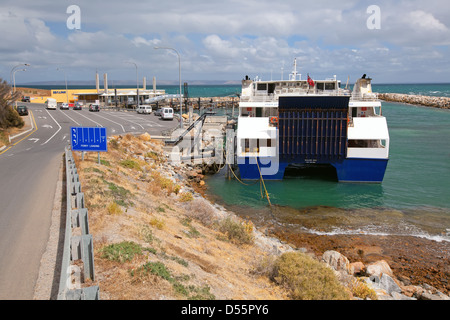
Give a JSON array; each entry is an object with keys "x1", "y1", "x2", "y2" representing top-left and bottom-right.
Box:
[
  {"x1": 254, "y1": 156, "x2": 272, "y2": 206},
  {"x1": 222, "y1": 149, "x2": 272, "y2": 206}
]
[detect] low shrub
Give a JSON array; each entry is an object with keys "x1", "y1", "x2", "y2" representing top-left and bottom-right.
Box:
[
  {"x1": 107, "y1": 202, "x2": 122, "y2": 215},
  {"x1": 218, "y1": 217, "x2": 254, "y2": 245},
  {"x1": 179, "y1": 192, "x2": 193, "y2": 202},
  {"x1": 350, "y1": 278, "x2": 378, "y2": 300},
  {"x1": 271, "y1": 252, "x2": 351, "y2": 300},
  {"x1": 149, "y1": 217, "x2": 165, "y2": 230}
]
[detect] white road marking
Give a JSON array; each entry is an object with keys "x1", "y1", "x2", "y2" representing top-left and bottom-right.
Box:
[
  {"x1": 42, "y1": 109, "x2": 62, "y2": 145},
  {"x1": 104, "y1": 111, "x2": 145, "y2": 130},
  {"x1": 75, "y1": 111, "x2": 103, "y2": 127},
  {"x1": 58, "y1": 110, "x2": 81, "y2": 126},
  {"x1": 92, "y1": 113, "x2": 125, "y2": 133}
]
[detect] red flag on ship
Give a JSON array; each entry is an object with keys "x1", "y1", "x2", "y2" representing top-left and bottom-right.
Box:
[{"x1": 307, "y1": 74, "x2": 315, "y2": 87}]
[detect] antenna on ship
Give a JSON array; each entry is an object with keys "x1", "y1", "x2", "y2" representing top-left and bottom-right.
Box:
[{"x1": 289, "y1": 58, "x2": 301, "y2": 80}]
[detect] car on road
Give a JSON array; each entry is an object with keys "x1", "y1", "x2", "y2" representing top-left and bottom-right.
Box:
[
  {"x1": 60, "y1": 103, "x2": 69, "y2": 110},
  {"x1": 17, "y1": 105, "x2": 28, "y2": 116},
  {"x1": 137, "y1": 105, "x2": 152, "y2": 114},
  {"x1": 73, "y1": 102, "x2": 82, "y2": 110},
  {"x1": 161, "y1": 107, "x2": 174, "y2": 120},
  {"x1": 154, "y1": 108, "x2": 163, "y2": 116},
  {"x1": 89, "y1": 104, "x2": 100, "y2": 112},
  {"x1": 22, "y1": 96, "x2": 30, "y2": 102}
]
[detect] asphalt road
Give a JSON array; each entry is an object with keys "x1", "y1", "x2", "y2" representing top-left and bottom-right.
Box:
[{"x1": 0, "y1": 103, "x2": 178, "y2": 299}]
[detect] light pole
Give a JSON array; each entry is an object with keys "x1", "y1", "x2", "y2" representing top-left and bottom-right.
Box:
[
  {"x1": 126, "y1": 61, "x2": 139, "y2": 109},
  {"x1": 56, "y1": 67, "x2": 69, "y2": 104},
  {"x1": 10, "y1": 63, "x2": 30, "y2": 95},
  {"x1": 154, "y1": 46, "x2": 182, "y2": 129},
  {"x1": 13, "y1": 68, "x2": 27, "y2": 93},
  {"x1": 13, "y1": 68, "x2": 26, "y2": 108}
]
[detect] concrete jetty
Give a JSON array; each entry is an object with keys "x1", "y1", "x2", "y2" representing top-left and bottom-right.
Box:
[{"x1": 378, "y1": 93, "x2": 450, "y2": 109}]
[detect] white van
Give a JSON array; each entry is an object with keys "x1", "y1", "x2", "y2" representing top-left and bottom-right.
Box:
[
  {"x1": 137, "y1": 105, "x2": 152, "y2": 114},
  {"x1": 45, "y1": 98, "x2": 57, "y2": 110},
  {"x1": 161, "y1": 107, "x2": 174, "y2": 120}
]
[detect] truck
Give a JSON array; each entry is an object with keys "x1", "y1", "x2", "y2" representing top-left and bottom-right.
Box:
[{"x1": 45, "y1": 98, "x2": 57, "y2": 110}]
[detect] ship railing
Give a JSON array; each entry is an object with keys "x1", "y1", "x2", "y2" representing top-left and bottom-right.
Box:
[
  {"x1": 350, "y1": 92, "x2": 379, "y2": 101},
  {"x1": 240, "y1": 90, "x2": 354, "y2": 103}
]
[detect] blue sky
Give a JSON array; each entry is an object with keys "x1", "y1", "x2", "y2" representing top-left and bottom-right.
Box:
[{"x1": 1, "y1": 0, "x2": 449, "y2": 84}]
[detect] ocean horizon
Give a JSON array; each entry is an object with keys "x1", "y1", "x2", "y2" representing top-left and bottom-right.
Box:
[{"x1": 16, "y1": 82, "x2": 450, "y2": 98}]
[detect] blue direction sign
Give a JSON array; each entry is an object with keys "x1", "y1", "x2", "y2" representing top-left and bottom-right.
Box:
[{"x1": 71, "y1": 127, "x2": 107, "y2": 152}]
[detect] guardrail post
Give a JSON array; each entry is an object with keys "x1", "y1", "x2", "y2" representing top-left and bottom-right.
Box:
[{"x1": 58, "y1": 146, "x2": 99, "y2": 300}]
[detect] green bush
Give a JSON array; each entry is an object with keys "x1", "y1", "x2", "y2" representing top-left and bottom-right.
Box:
[
  {"x1": 100, "y1": 241, "x2": 143, "y2": 263},
  {"x1": 272, "y1": 252, "x2": 351, "y2": 300}
]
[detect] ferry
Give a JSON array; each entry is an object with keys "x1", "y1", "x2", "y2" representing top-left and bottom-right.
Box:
[{"x1": 236, "y1": 59, "x2": 389, "y2": 183}]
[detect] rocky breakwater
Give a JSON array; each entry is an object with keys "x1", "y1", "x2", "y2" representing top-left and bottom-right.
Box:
[{"x1": 379, "y1": 93, "x2": 450, "y2": 109}]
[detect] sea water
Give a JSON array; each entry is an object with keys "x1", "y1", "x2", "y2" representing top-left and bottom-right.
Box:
[{"x1": 205, "y1": 84, "x2": 450, "y2": 242}]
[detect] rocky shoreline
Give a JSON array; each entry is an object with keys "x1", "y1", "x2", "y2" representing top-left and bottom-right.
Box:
[
  {"x1": 173, "y1": 162, "x2": 450, "y2": 300},
  {"x1": 378, "y1": 93, "x2": 450, "y2": 109},
  {"x1": 267, "y1": 229, "x2": 450, "y2": 300}
]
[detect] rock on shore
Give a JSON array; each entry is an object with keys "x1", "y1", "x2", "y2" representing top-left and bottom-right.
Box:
[
  {"x1": 321, "y1": 250, "x2": 450, "y2": 300},
  {"x1": 379, "y1": 93, "x2": 450, "y2": 109}
]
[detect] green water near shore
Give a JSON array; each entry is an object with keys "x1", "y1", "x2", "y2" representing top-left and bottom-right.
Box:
[{"x1": 205, "y1": 101, "x2": 450, "y2": 242}]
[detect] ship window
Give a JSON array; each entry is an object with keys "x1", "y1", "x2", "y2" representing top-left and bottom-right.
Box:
[
  {"x1": 325, "y1": 83, "x2": 335, "y2": 90},
  {"x1": 268, "y1": 83, "x2": 275, "y2": 94},
  {"x1": 257, "y1": 83, "x2": 267, "y2": 91},
  {"x1": 317, "y1": 83, "x2": 324, "y2": 90},
  {"x1": 348, "y1": 140, "x2": 385, "y2": 148}
]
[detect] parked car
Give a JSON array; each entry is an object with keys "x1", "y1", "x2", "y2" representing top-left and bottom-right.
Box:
[
  {"x1": 22, "y1": 96, "x2": 30, "y2": 102},
  {"x1": 154, "y1": 108, "x2": 163, "y2": 116},
  {"x1": 73, "y1": 102, "x2": 82, "y2": 110},
  {"x1": 89, "y1": 104, "x2": 100, "y2": 112},
  {"x1": 137, "y1": 105, "x2": 152, "y2": 114},
  {"x1": 17, "y1": 105, "x2": 28, "y2": 116},
  {"x1": 60, "y1": 103, "x2": 69, "y2": 110},
  {"x1": 161, "y1": 107, "x2": 174, "y2": 120}
]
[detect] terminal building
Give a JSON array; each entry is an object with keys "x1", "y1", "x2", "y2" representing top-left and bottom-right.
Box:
[{"x1": 32, "y1": 73, "x2": 166, "y2": 106}]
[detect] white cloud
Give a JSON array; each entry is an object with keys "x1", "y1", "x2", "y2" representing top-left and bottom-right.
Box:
[
  {"x1": 131, "y1": 36, "x2": 161, "y2": 47},
  {"x1": 0, "y1": 0, "x2": 450, "y2": 83}
]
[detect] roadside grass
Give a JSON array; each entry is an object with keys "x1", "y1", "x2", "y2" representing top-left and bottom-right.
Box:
[
  {"x1": 130, "y1": 261, "x2": 215, "y2": 300},
  {"x1": 100, "y1": 240, "x2": 214, "y2": 300}
]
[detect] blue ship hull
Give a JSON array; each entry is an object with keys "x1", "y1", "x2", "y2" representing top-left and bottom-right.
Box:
[{"x1": 238, "y1": 156, "x2": 388, "y2": 183}]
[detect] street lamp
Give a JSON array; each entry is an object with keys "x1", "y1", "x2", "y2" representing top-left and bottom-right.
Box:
[
  {"x1": 10, "y1": 63, "x2": 30, "y2": 85},
  {"x1": 126, "y1": 61, "x2": 139, "y2": 109},
  {"x1": 154, "y1": 46, "x2": 182, "y2": 129},
  {"x1": 13, "y1": 68, "x2": 26, "y2": 108},
  {"x1": 13, "y1": 68, "x2": 27, "y2": 93},
  {"x1": 10, "y1": 63, "x2": 30, "y2": 95},
  {"x1": 56, "y1": 67, "x2": 69, "y2": 104}
]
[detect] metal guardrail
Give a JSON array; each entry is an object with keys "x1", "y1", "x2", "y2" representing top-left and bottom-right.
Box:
[{"x1": 57, "y1": 146, "x2": 99, "y2": 300}]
